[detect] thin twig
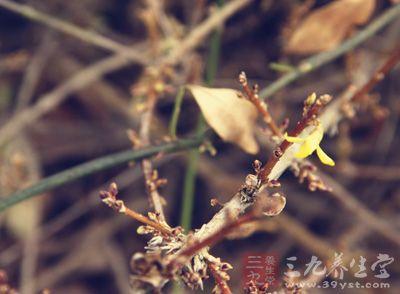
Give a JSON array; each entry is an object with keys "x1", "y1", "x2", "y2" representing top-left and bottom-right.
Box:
[
  {"x1": 351, "y1": 44, "x2": 400, "y2": 102},
  {"x1": 179, "y1": 0, "x2": 224, "y2": 232},
  {"x1": 239, "y1": 71, "x2": 282, "y2": 137},
  {"x1": 99, "y1": 182, "x2": 170, "y2": 233},
  {"x1": 318, "y1": 43, "x2": 400, "y2": 139},
  {"x1": 275, "y1": 214, "x2": 340, "y2": 261},
  {"x1": 145, "y1": 0, "x2": 176, "y2": 39},
  {"x1": 31, "y1": 194, "x2": 152, "y2": 291},
  {"x1": 190, "y1": 28, "x2": 400, "y2": 253},
  {"x1": 208, "y1": 263, "x2": 232, "y2": 294},
  {"x1": 318, "y1": 172, "x2": 400, "y2": 246},
  {"x1": 15, "y1": 33, "x2": 56, "y2": 111},
  {"x1": 163, "y1": 0, "x2": 253, "y2": 65},
  {"x1": 0, "y1": 0, "x2": 148, "y2": 64},
  {"x1": 0, "y1": 167, "x2": 140, "y2": 266},
  {"x1": 0, "y1": 5, "x2": 400, "y2": 247},
  {"x1": 50, "y1": 52, "x2": 134, "y2": 120},
  {"x1": 34, "y1": 214, "x2": 130, "y2": 290},
  {"x1": 124, "y1": 206, "x2": 171, "y2": 235},
  {"x1": 20, "y1": 231, "x2": 40, "y2": 294},
  {"x1": 102, "y1": 241, "x2": 131, "y2": 294},
  {"x1": 137, "y1": 82, "x2": 167, "y2": 221},
  {"x1": 260, "y1": 44, "x2": 400, "y2": 246},
  {"x1": 0, "y1": 0, "x2": 251, "y2": 149},
  {"x1": 338, "y1": 162, "x2": 400, "y2": 180},
  {"x1": 259, "y1": 44, "x2": 400, "y2": 245},
  {"x1": 197, "y1": 156, "x2": 339, "y2": 259},
  {"x1": 0, "y1": 55, "x2": 133, "y2": 147},
  {"x1": 258, "y1": 4, "x2": 400, "y2": 100},
  {"x1": 0, "y1": 50, "x2": 29, "y2": 74},
  {"x1": 0, "y1": 0, "x2": 252, "y2": 214},
  {"x1": 180, "y1": 9, "x2": 222, "y2": 231}
]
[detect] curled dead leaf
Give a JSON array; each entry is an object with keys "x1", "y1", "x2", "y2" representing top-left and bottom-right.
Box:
[
  {"x1": 188, "y1": 85, "x2": 259, "y2": 154},
  {"x1": 286, "y1": 0, "x2": 376, "y2": 54}
]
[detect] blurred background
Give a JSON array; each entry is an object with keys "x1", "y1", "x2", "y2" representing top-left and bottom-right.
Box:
[{"x1": 0, "y1": 0, "x2": 399, "y2": 293}]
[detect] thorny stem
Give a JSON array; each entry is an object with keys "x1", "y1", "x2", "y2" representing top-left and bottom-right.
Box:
[
  {"x1": 208, "y1": 263, "x2": 232, "y2": 294},
  {"x1": 0, "y1": 134, "x2": 206, "y2": 212},
  {"x1": 259, "y1": 4, "x2": 400, "y2": 100}
]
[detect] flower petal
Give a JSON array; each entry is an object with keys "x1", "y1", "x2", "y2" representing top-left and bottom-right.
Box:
[
  {"x1": 307, "y1": 124, "x2": 324, "y2": 148},
  {"x1": 316, "y1": 146, "x2": 335, "y2": 166},
  {"x1": 295, "y1": 141, "x2": 315, "y2": 159},
  {"x1": 284, "y1": 133, "x2": 305, "y2": 143}
]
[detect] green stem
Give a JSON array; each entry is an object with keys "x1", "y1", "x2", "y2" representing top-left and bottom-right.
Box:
[
  {"x1": 205, "y1": 15, "x2": 222, "y2": 85},
  {"x1": 179, "y1": 118, "x2": 206, "y2": 231},
  {"x1": 259, "y1": 4, "x2": 400, "y2": 99},
  {"x1": 0, "y1": 134, "x2": 206, "y2": 213},
  {"x1": 179, "y1": 0, "x2": 224, "y2": 231},
  {"x1": 169, "y1": 86, "x2": 185, "y2": 140}
]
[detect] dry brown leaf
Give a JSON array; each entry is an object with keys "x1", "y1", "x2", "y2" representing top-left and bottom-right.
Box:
[
  {"x1": 286, "y1": 0, "x2": 376, "y2": 54},
  {"x1": 188, "y1": 85, "x2": 259, "y2": 154}
]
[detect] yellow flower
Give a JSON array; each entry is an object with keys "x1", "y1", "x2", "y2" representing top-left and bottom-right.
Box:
[{"x1": 284, "y1": 123, "x2": 335, "y2": 166}]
